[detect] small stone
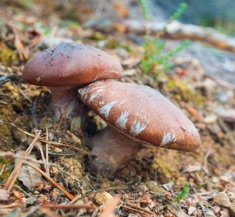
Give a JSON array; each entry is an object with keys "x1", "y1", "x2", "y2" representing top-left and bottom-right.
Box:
[
  {"x1": 146, "y1": 181, "x2": 158, "y2": 192},
  {"x1": 229, "y1": 201, "x2": 235, "y2": 216},
  {"x1": 205, "y1": 209, "x2": 216, "y2": 217},
  {"x1": 95, "y1": 192, "x2": 114, "y2": 205},
  {"x1": 54, "y1": 147, "x2": 63, "y2": 153},
  {"x1": 0, "y1": 189, "x2": 10, "y2": 201},
  {"x1": 212, "y1": 206, "x2": 221, "y2": 214},
  {"x1": 183, "y1": 165, "x2": 201, "y2": 173},
  {"x1": 220, "y1": 208, "x2": 230, "y2": 217},
  {"x1": 204, "y1": 114, "x2": 217, "y2": 124},
  {"x1": 171, "y1": 210, "x2": 188, "y2": 217},
  {"x1": 188, "y1": 206, "x2": 197, "y2": 215},
  {"x1": 214, "y1": 192, "x2": 231, "y2": 208}
]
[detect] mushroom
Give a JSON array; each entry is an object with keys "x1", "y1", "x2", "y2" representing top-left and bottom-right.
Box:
[
  {"x1": 22, "y1": 43, "x2": 121, "y2": 123},
  {"x1": 79, "y1": 80, "x2": 201, "y2": 178}
]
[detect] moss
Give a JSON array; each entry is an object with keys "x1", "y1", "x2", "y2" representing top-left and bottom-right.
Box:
[
  {"x1": 0, "y1": 48, "x2": 17, "y2": 66},
  {"x1": 167, "y1": 78, "x2": 204, "y2": 105},
  {"x1": 0, "y1": 157, "x2": 14, "y2": 183}
]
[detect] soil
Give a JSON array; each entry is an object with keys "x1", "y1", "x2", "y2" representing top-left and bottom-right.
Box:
[{"x1": 0, "y1": 2, "x2": 235, "y2": 217}]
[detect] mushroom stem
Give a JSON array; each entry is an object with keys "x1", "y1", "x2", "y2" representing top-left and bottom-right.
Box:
[
  {"x1": 87, "y1": 126, "x2": 141, "y2": 178},
  {"x1": 49, "y1": 87, "x2": 81, "y2": 122}
]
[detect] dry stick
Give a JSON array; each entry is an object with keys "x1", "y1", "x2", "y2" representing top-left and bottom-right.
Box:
[
  {"x1": 71, "y1": 185, "x2": 129, "y2": 204},
  {"x1": 39, "y1": 207, "x2": 61, "y2": 217},
  {"x1": 0, "y1": 203, "x2": 23, "y2": 209},
  {"x1": 11, "y1": 123, "x2": 87, "y2": 154},
  {"x1": 0, "y1": 151, "x2": 56, "y2": 166},
  {"x1": 92, "y1": 19, "x2": 235, "y2": 53},
  {"x1": 25, "y1": 162, "x2": 75, "y2": 201},
  {"x1": 4, "y1": 131, "x2": 41, "y2": 191},
  {"x1": 121, "y1": 205, "x2": 150, "y2": 216},
  {"x1": 123, "y1": 203, "x2": 157, "y2": 216},
  {"x1": 10, "y1": 25, "x2": 28, "y2": 60},
  {"x1": 42, "y1": 204, "x2": 93, "y2": 210},
  {"x1": 99, "y1": 196, "x2": 120, "y2": 217},
  {"x1": 0, "y1": 164, "x2": 5, "y2": 175},
  {"x1": 37, "y1": 142, "x2": 48, "y2": 175},
  {"x1": 56, "y1": 108, "x2": 67, "y2": 132},
  {"x1": 45, "y1": 127, "x2": 50, "y2": 176}
]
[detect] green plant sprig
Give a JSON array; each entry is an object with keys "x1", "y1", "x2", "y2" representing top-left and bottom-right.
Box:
[
  {"x1": 138, "y1": 0, "x2": 189, "y2": 74},
  {"x1": 176, "y1": 182, "x2": 189, "y2": 201}
]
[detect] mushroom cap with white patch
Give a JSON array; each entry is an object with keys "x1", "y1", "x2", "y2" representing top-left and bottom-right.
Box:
[
  {"x1": 79, "y1": 80, "x2": 201, "y2": 152},
  {"x1": 23, "y1": 43, "x2": 122, "y2": 86}
]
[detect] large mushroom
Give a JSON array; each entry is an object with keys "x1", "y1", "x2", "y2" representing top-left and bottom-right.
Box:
[
  {"x1": 22, "y1": 43, "x2": 121, "y2": 123},
  {"x1": 79, "y1": 80, "x2": 201, "y2": 178}
]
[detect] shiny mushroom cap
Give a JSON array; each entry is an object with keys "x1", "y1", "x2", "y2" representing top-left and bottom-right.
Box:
[
  {"x1": 79, "y1": 80, "x2": 201, "y2": 152},
  {"x1": 22, "y1": 43, "x2": 122, "y2": 86}
]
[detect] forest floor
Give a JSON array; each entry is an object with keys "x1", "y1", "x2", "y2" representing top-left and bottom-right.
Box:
[{"x1": 0, "y1": 2, "x2": 235, "y2": 217}]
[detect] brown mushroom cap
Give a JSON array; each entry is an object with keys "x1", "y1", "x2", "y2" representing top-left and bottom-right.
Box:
[
  {"x1": 23, "y1": 43, "x2": 122, "y2": 86},
  {"x1": 79, "y1": 80, "x2": 201, "y2": 152}
]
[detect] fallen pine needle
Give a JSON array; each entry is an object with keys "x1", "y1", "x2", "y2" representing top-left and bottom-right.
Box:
[
  {"x1": 122, "y1": 203, "x2": 157, "y2": 216},
  {"x1": 39, "y1": 207, "x2": 61, "y2": 217},
  {"x1": 0, "y1": 203, "x2": 23, "y2": 209},
  {"x1": 42, "y1": 203, "x2": 93, "y2": 210},
  {"x1": 25, "y1": 162, "x2": 75, "y2": 200},
  {"x1": 11, "y1": 123, "x2": 87, "y2": 154}
]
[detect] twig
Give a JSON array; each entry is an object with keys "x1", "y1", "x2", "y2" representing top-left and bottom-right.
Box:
[
  {"x1": 71, "y1": 185, "x2": 129, "y2": 204},
  {"x1": 11, "y1": 123, "x2": 88, "y2": 154},
  {"x1": 38, "y1": 207, "x2": 61, "y2": 217},
  {"x1": 42, "y1": 203, "x2": 93, "y2": 210},
  {"x1": 191, "y1": 191, "x2": 215, "y2": 197},
  {"x1": 88, "y1": 19, "x2": 235, "y2": 53},
  {"x1": 0, "y1": 74, "x2": 21, "y2": 82},
  {"x1": 0, "y1": 203, "x2": 23, "y2": 209},
  {"x1": 126, "y1": 203, "x2": 157, "y2": 216},
  {"x1": 25, "y1": 162, "x2": 75, "y2": 200},
  {"x1": 21, "y1": 205, "x2": 41, "y2": 217},
  {"x1": 45, "y1": 127, "x2": 50, "y2": 176},
  {"x1": 0, "y1": 164, "x2": 5, "y2": 175},
  {"x1": 11, "y1": 24, "x2": 28, "y2": 60},
  {"x1": 0, "y1": 203, "x2": 24, "y2": 210},
  {"x1": 122, "y1": 204, "x2": 156, "y2": 216},
  {"x1": 0, "y1": 101, "x2": 8, "y2": 105},
  {"x1": 0, "y1": 151, "x2": 57, "y2": 165},
  {"x1": 37, "y1": 142, "x2": 48, "y2": 176}
]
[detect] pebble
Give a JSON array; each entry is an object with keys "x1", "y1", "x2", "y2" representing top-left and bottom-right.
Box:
[
  {"x1": 188, "y1": 206, "x2": 197, "y2": 215},
  {"x1": 95, "y1": 192, "x2": 114, "y2": 205},
  {"x1": 214, "y1": 192, "x2": 231, "y2": 208},
  {"x1": 146, "y1": 180, "x2": 158, "y2": 192},
  {"x1": 54, "y1": 147, "x2": 63, "y2": 153},
  {"x1": 205, "y1": 209, "x2": 216, "y2": 217},
  {"x1": 229, "y1": 201, "x2": 235, "y2": 216}
]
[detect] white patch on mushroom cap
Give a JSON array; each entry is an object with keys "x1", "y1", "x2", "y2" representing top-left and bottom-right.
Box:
[
  {"x1": 160, "y1": 131, "x2": 177, "y2": 146},
  {"x1": 98, "y1": 101, "x2": 117, "y2": 120},
  {"x1": 114, "y1": 112, "x2": 129, "y2": 130},
  {"x1": 78, "y1": 88, "x2": 88, "y2": 98},
  {"x1": 88, "y1": 93, "x2": 99, "y2": 104},
  {"x1": 129, "y1": 120, "x2": 147, "y2": 136}
]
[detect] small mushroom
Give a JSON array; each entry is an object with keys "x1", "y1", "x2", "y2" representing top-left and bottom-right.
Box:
[
  {"x1": 22, "y1": 43, "x2": 121, "y2": 123},
  {"x1": 79, "y1": 80, "x2": 201, "y2": 178}
]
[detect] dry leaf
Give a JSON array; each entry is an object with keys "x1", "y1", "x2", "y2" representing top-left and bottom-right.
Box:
[
  {"x1": 0, "y1": 189, "x2": 10, "y2": 201},
  {"x1": 16, "y1": 151, "x2": 42, "y2": 190}
]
